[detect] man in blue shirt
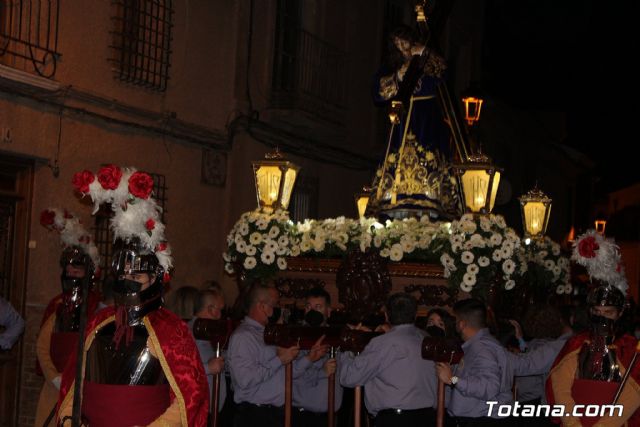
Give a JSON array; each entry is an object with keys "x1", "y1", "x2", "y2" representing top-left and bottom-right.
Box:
[
  {"x1": 0, "y1": 296, "x2": 24, "y2": 350},
  {"x1": 293, "y1": 287, "x2": 343, "y2": 427},
  {"x1": 228, "y1": 283, "x2": 328, "y2": 427},
  {"x1": 188, "y1": 288, "x2": 227, "y2": 415},
  {"x1": 340, "y1": 292, "x2": 438, "y2": 427}
]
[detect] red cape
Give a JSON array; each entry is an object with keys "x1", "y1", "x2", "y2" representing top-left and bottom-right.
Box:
[
  {"x1": 546, "y1": 331, "x2": 640, "y2": 426},
  {"x1": 36, "y1": 291, "x2": 100, "y2": 376},
  {"x1": 58, "y1": 306, "x2": 208, "y2": 427}
]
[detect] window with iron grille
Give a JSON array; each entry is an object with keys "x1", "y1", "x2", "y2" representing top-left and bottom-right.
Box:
[
  {"x1": 110, "y1": 0, "x2": 174, "y2": 91},
  {"x1": 0, "y1": 0, "x2": 61, "y2": 77},
  {"x1": 94, "y1": 173, "x2": 168, "y2": 269}
]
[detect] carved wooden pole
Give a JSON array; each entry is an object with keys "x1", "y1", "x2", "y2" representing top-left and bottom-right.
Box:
[
  {"x1": 354, "y1": 385, "x2": 362, "y2": 427},
  {"x1": 210, "y1": 342, "x2": 221, "y2": 427},
  {"x1": 327, "y1": 347, "x2": 336, "y2": 427},
  {"x1": 285, "y1": 362, "x2": 293, "y2": 427},
  {"x1": 437, "y1": 379, "x2": 445, "y2": 427}
]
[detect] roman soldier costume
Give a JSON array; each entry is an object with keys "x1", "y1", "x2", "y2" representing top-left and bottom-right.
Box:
[{"x1": 56, "y1": 165, "x2": 208, "y2": 427}]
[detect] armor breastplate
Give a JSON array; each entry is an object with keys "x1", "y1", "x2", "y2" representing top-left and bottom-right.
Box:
[
  {"x1": 84, "y1": 322, "x2": 167, "y2": 385},
  {"x1": 577, "y1": 335, "x2": 621, "y2": 382},
  {"x1": 54, "y1": 290, "x2": 82, "y2": 332}
]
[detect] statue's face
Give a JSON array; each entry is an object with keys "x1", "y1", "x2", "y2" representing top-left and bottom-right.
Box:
[
  {"x1": 393, "y1": 36, "x2": 412, "y2": 59},
  {"x1": 427, "y1": 313, "x2": 445, "y2": 330}
]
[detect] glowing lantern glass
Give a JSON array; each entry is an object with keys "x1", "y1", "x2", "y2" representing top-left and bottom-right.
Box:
[
  {"x1": 462, "y1": 96, "x2": 483, "y2": 127},
  {"x1": 519, "y1": 187, "x2": 552, "y2": 239},
  {"x1": 252, "y1": 149, "x2": 300, "y2": 213},
  {"x1": 354, "y1": 187, "x2": 371, "y2": 218}
]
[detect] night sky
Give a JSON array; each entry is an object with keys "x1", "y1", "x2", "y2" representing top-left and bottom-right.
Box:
[{"x1": 482, "y1": 0, "x2": 639, "y2": 193}]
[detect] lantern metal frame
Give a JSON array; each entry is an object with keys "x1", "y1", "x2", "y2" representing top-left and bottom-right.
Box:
[
  {"x1": 252, "y1": 148, "x2": 300, "y2": 213},
  {"x1": 453, "y1": 152, "x2": 502, "y2": 215},
  {"x1": 519, "y1": 186, "x2": 552, "y2": 239}
]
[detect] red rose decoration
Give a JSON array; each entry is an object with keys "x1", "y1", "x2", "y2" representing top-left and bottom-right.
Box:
[
  {"x1": 72, "y1": 170, "x2": 95, "y2": 194},
  {"x1": 145, "y1": 218, "x2": 156, "y2": 231},
  {"x1": 97, "y1": 164, "x2": 123, "y2": 190},
  {"x1": 163, "y1": 272, "x2": 171, "y2": 283},
  {"x1": 156, "y1": 242, "x2": 168, "y2": 252},
  {"x1": 128, "y1": 172, "x2": 154, "y2": 199},
  {"x1": 40, "y1": 210, "x2": 56, "y2": 226},
  {"x1": 63, "y1": 209, "x2": 73, "y2": 219},
  {"x1": 578, "y1": 236, "x2": 599, "y2": 258}
]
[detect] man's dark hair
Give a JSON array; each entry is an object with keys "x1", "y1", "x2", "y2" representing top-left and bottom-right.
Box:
[
  {"x1": 386, "y1": 292, "x2": 418, "y2": 325},
  {"x1": 244, "y1": 283, "x2": 275, "y2": 314},
  {"x1": 453, "y1": 298, "x2": 487, "y2": 329},
  {"x1": 304, "y1": 287, "x2": 331, "y2": 306}
]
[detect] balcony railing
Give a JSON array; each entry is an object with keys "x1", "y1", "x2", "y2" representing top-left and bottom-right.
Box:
[
  {"x1": 0, "y1": 0, "x2": 60, "y2": 78},
  {"x1": 272, "y1": 27, "x2": 347, "y2": 124}
]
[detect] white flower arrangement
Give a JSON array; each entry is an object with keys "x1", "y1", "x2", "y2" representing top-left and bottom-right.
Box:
[
  {"x1": 519, "y1": 236, "x2": 571, "y2": 295},
  {"x1": 223, "y1": 209, "x2": 295, "y2": 280},
  {"x1": 440, "y1": 214, "x2": 524, "y2": 296}
]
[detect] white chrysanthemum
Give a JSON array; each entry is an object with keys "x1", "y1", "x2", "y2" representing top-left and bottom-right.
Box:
[
  {"x1": 249, "y1": 232, "x2": 263, "y2": 245},
  {"x1": 234, "y1": 234, "x2": 244, "y2": 247},
  {"x1": 467, "y1": 263, "x2": 479, "y2": 275},
  {"x1": 478, "y1": 256, "x2": 490, "y2": 267},
  {"x1": 261, "y1": 251, "x2": 275, "y2": 265},
  {"x1": 243, "y1": 256, "x2": 257, "y2": 270},
  {"x1": 451, "y1": 235, "x2": 464, "y2": 245},
  {"x1": 313, "y1": 240, "x2": 325, "y2": 252},
  {"x1": 300, "y1": 240, "x2": 312, "y2": 252},
  {"x1": 564, "y1": 283, "x2": 572, "y2": 294},
  {"x1": 222, "y1": 252, "x2": 232, "y2": 262},
  {"x1": 276, "y1": 246, "x2": 288, "y2": 256},
  {"x1": 558, "y1": 257, "x2": 569, "y2": 268},
  {"x1": 463, "y1": 272, "x2": 476, "y2": 286},
  {"x1": 390, "y1": 243, "x2": 404, "y2": 261},
  {"x1": 264, "y1": 239, "x2": 278, "y2": 252},
  {"x1": 502, "y1": 259, "x2": 516, "y2": 275},
  {"x1": 461, "y1": 251, "x2": 475, "y2": 264},
  {"x1": 239, "y1": 223, "x2": 249, "y2": 235},
  {"x1": 461, "y1": 221, "x2": 477, "y2": 234},
  {"x1": 501, "y1": 245, "x2": 513, "y2": 259},
  {"x1": 236, "y1": 241, "x2": 246, "y2": 254},
  {"x1": 277, "y1": 257, "x2": 287, "y2": 270},
  {"x1": 493, "y1": 215, "x2": 507, "y2": 229},
  {"x1": 245, "y1": 245, "x2": 257, "y2": 256},
  {"x1": 444, "y1": 268, "x2": 451, "y2": 278},
  {"x1": 380, "y1": 248, "x2": 390, "y2": 257},
  {"x1": 373, "y1": 235, "x2": 383, "y2": 248},
  {"x1": 401, "y1": 240, "x2": 415, "y2": 253},
  {"x1": 469, "y1": 234, "x2": 485, "y2": 248},
  {"x1": 224, "y1": 263, "x2": 235, "y2": 274},
  {"x1": 440, "y1": 253, "x2": 454, "y2": 268},
  {"x1": 461, "y1": 214, "x2": 475, "y2": 223},
  {"x1": 256, "y1": 219, "x2": 268, "y2": 231},
  {"x1": 452, "y1": 242, "x2": 462, "y2": 253},
  {"x1": 460, "y1": 282, "x2": 473, "y2": 293},
  {"x1": 552, "y1": 244, "x2": 561, "y2": 256},
  {"x1": 490, "y1": 234, "x2": 503, "y2": 247},
  {"x1": 504, "y1": 279, "x2": 515, "y2": 290},
  {"x1": 492, "y1": 249, "x2": 502, "y2": 262},
  {"x1": 480, "y1": 216, "x2": 492, "y2": 232},
  {"x1": 278, "y1": 235, "x2": 289, "y2": 247},
  {"x1": 268, "y1": 226, "x2": 280, "y2": 238},
  {"x1": 544, "y1": 259, "x2": 555, "y2": 270}
]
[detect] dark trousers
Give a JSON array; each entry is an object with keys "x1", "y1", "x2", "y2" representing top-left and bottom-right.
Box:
[
  {"x1": 233, "y1": 402, "x2": 284, "y2": 427},
  {"x1": 374, "y1": 408, "x2": 436, "y2": 427},
  {"x1": 292, "y1": 407, "x2": 336, "y2": 427},
  {"x1": 453, "y1": 416, "x2": 512, "y2": 427}
]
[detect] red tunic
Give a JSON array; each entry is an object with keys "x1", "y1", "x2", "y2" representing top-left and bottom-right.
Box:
[{"x1": 57, "y1": 306, "x2": 209, "y2": 427}]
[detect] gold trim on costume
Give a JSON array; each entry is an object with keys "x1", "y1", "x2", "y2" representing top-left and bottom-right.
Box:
[{"x1": 145, "y1": 318, "x2": 189, "y2": 427}]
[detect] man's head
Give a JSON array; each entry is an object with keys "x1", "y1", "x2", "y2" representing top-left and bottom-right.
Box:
[
  {"x1": 386, "y1": 292, "x2": 417, "y2": 326},
  {"x1": 247, "y1": 284, "x2": 280, "y2": 326},
  {"x1": 587, "y1": 285, "x2": 625, "y2": 321},
  {"x1": 453, "y1": 298, "x2": 487, "y2": 341},
  {"x1": 304, "y1": 287, "x2": 331, "y2": 326},
  {"x1": 195, "y1": 288, "x2": 226, "y2": 320}
]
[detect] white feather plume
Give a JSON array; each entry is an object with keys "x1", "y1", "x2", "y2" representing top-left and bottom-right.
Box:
[
  {"x1": 572, "y1": 229, "x2": 628, "y2": 295},
  {"x1": 41, "y1": 208, "x2": 101, "y2": 267}
]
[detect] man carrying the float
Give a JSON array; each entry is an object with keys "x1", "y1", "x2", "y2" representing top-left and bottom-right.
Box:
[
  {"x1": 547, "y1": 230, "x2": 640, "y2": 427},
  {"x1": 35, "y1": 208, "x2": 101, "y2": 427},
  {"x1": 57, "y1": 165, "x2": 209, "y2": 426}
]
